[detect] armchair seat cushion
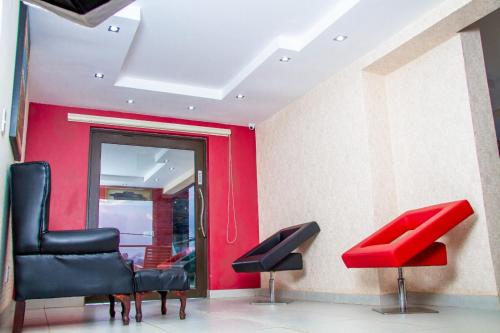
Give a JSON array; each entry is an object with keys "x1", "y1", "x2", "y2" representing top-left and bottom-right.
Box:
[
  {"x1": 15, "y1": 252, "x2": 134, "y2": 300},
  {"x1": 41, "y1": 228, "x2": 119, "y2": 254}
]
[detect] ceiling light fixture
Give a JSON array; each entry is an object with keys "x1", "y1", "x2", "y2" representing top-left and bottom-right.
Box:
[
  {"x1": 94, "y1": 72, "x2": 104, "y2": 79},
  {"x1": 154, "y1": 178, "x2": 159, "y2": 183},
  {"x1": 333, "y1": 35, "x2": 348, "y2": 42},
  {"x1": 126, "y1": 99, "x2": 134, "y2": 104},
  {"x1": 279, "y1": 56, "x2": 291, "y2": 62},
  {"x1": 236, "y1": 94, "x2": 245, "y2": 100},
  {"x1": 169, "y1": 167, "x2": 175, "y2": 171},
  {"x1": 108, "y1": 25, "x2": 120, "y2": 33},
  {"x1": 187, "y1": 105, "x2": 196, "y2": 111}
]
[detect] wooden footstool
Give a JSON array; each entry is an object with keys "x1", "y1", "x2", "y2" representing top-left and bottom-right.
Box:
[{"x1": 133, "y1": 267, "x2": 189, "y2": 322}]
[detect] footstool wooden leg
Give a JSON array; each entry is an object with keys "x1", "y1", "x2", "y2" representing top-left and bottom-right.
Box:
[
  {"x1": 158, "y1": 291, "x2": 168, "y2": 315},
  {"x1": 114, "y1": 294, "x2": 131, "y2": 325},
  {"x1": 13, "y1": 300, "x2": 26, "y2": 333},
  {"x1": 108, "y1": 295, "x2": 116, "y2": 318},
  {"x1": 135, "y1": 292, "x2": 144, "y2": 322},
  {"x1": 175, "y1": 291, "x2": 187, "y2": 320}
]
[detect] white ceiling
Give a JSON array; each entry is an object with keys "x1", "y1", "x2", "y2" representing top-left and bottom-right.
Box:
[
  {"x1": 27, "y1": 0, "x2": 446, "y2": 126},
  {"x1": 100, "y1": 143, "x2": 194, "y2": 190}
]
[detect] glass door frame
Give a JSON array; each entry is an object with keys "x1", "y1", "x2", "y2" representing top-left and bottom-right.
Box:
[{"x1": 87, "y1": 128, "x2": 208, "y2": 299}]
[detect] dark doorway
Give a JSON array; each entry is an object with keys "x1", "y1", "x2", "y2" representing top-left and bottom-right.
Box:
[{"x1": 477, "y1": 8, "x2": 500, "y2": 154}]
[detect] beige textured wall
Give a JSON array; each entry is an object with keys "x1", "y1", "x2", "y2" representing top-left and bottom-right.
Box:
[
  {"x1": 0, "y1": 0, "x2": 19, "y2": 313},
  {"x1": 256, "y1": 1, "x2": 500, "y2": 298},
  {"x1": 257, "y1": 67, "x2": 380, "y2": 295},
  {"x1": 384, "y1": 34, "x2": 497, "y2": 295}
]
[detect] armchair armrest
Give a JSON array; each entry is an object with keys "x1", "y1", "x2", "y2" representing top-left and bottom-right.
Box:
[
  {"x1": 41, "y1": 228, "x2": 120, "y2": 254},
  {"x1": 124, "y1": 259, "x2": 134, "y2": 272}
]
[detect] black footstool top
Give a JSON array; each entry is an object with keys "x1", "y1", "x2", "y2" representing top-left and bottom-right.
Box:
[{"x1": 134, "y1": 268, "x2": 189, "y2": 293}]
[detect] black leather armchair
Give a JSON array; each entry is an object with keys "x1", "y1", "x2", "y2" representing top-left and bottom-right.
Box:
[{"x1": 10, "y1": 162, "x2": 134, "y2": 332}]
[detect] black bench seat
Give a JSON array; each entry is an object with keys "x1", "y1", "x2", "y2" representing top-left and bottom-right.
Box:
[
  {"x1": 109, "y1": 267, "x2": 189, "y2": 322},
  {"x1": 134, "y1": 267, "x2": 189, "y2": 321}
]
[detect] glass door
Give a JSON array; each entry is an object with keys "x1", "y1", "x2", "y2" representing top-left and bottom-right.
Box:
[{"x1": 87, "y1": 129, "x2": 207, "y2": 299}]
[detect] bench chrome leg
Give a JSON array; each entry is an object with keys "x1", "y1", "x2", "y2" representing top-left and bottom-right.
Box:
[
  {"x1": 252, "y1": 272, "x2": 289, "y2": 305},
  {"x1": 372, "y1": 268, "x2": 438, "y2": 314}
]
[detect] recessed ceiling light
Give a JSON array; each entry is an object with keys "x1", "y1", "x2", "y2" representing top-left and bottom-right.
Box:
[
  {"x1": 126, "y1": 99, "x2": 135, "y2": 104},
  {"x1": 94, "y1": 73, "x2": 104, "y2": 79},
  {"x1": 169, "y1": 167, "x2": 175, "y2": 171},
  {"x1": 154, "y1": 178, "x2": 159, "y2": 183},
  {"x1": 279, "y1": 56, "x2": 291, "y2": 62},
  {"x1": 236, "y1": 94, "x2": 245, "y2": 100},
  {"x1": 333, "y1": 35, "x2": 348, "y2": 42},
  {"x1": 187, "y1": 105, "x2": 196, "y2": 111},
  {"x1": 108, "y1": 25, "x2": 120, "y2": 33}
]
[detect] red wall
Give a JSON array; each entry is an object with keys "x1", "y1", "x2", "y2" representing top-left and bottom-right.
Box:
[{"x1": 25, "y1": 103, "x2": 260, "y2": 290}]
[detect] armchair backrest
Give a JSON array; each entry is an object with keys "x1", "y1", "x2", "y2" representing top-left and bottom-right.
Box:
[{"x1": 10, "y1": 162, "x2": 51, "y2": 254}]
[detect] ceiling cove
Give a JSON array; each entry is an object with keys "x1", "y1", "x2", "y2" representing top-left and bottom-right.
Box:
[
  {"x1": 28, "y1": 0, "x2": 445, "y2": 125},
  {"x1": 115, "y1": 0, "x2": 359, "y2": 100}
]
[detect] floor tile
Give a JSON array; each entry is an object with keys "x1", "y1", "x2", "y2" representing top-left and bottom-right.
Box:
[
  {"x1": 22, "y1": 309, "x2": 49, "y2": 333},
  {"x1": 15, "y1": 298, "x2": 500, "y2": 333}
]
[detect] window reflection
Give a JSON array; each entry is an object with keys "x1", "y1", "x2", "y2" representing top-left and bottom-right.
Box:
[{"x1": 98, "y1": 144, "x2": 196, "y2": 288}]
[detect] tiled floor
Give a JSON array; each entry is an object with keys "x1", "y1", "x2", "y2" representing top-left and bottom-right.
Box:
[{"x1": 17, "y1": 298, "x2": 500, "y2": 333}]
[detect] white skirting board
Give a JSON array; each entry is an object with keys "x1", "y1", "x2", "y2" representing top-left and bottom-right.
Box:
[
  {"x1": 16, "y1": 291, "x2": 500, "y2": 311},
  {"x1": 405, "y1": 292, "x2": 500, "y2": 311},
  {"x1": 24, "y1": 290, "x2": 262, "y2": 308},
  {"x1": 274, "y1": 290, "x2": 500, "y2": 311},
  {"x1": 26, "y1": 297, "x2": 84, "y2": 309},
  {"x1": 208, "y1": 288, "x2": 263, "y2": 299}
]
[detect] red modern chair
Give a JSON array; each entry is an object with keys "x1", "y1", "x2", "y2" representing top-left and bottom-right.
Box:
[
  {"x1": 342, "y1": 200, "x2": 474, "y2": 314},
  {"x1": 157, "y1": 247, "x2": 193, "y2": 269}
]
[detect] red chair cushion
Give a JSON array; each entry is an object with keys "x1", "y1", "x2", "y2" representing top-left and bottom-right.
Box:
[{"x1": 342, "y1": 200, "x2": 473, "y2": 268}]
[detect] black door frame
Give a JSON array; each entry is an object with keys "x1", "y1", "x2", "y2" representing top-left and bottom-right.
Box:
[{"x1": 87, "y1": 128, "x2": 208, "y2": 299}]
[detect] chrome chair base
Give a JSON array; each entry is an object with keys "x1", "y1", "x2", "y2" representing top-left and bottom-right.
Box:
[
  {"x1": 373, "y1": 268, "x2": 439, "y2": 315},
  {"x1": 250, "y1": 272, "x2": 291, "y2": 305}
]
